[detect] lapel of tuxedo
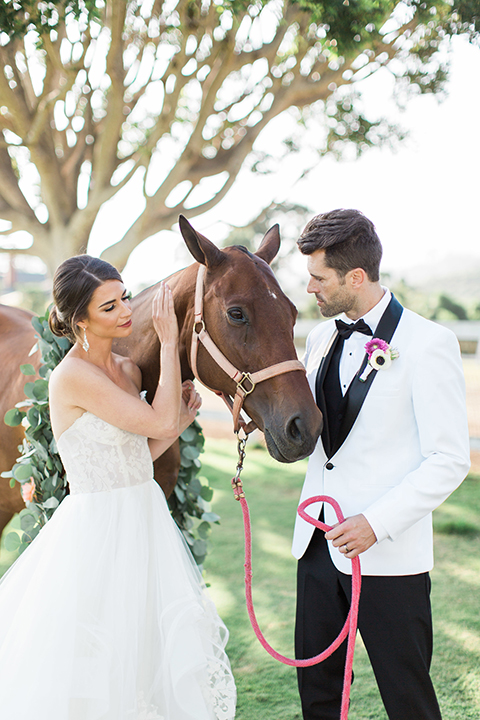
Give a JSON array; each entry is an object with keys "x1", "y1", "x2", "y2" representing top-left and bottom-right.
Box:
[
  {"x1": 315, "y1": 329, "x2": 338, "y2": 458},
  {"x1": 330, "y1": 294, "x2": 404, "y2": 458}
]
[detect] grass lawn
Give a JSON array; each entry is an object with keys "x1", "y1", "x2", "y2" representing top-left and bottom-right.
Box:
[{"x1": 201, "y1": 438, "x2": 480, "y2": 720}]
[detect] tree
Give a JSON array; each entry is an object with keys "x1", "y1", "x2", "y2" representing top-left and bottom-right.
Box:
[
  {"x1": 434, "y1": 293, "x2": 469, "y2": 321},
  {"x1": 0, "y1": 0, "x2": 477, "y2": 274}
]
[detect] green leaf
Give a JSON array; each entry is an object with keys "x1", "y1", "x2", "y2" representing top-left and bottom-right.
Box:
[
  {"x1": 54, "y1": 336, "x2": 72, "y2": 351},
  {"x1": 182, "y1": 530, "x2": 195, "y2": 546},
  {"x1": 38, "y1": 338, "x2": 54, "y2": 359},
  {"x1": 197, "y1": 521, "x2": 212, "y2": 539},
  {"x1": 183, "y1": 516, "x2": 194, "y2": 530},
  {"x1": 200, "y1": 485, "x2": 214, "y2": 502},
  {"x1": 31, "y1": 378, "x2": 49, "y2": 401},
  {"x1": 31, "y1": 316, "x2": 43, "y2": 335},
  {"x1": 174, "y1": 485, "x2": 186, "y2": 503},
  {"x1": 201, "y1": 511, "x2": 221, "y2": 523},
  {"x1": 4, "y1": 408, "x2": 25, "y2": 426},
  {"x1": 9, "y1": 477, "x2": 16, "y2": 488},
  {"x1": 4, "y1": 532, "x2": 21, "y2": 552},
  {"x1": 20, "y1": 363, "x2": 36, "y2": 376},
  {"x1": 181, "y1": 444, "x2": 201, "y2": 460},
  {"x1": 180, "y1": 427, "x2": 197, "y2": 442},
  {"x1": 26, "y1": 407, "x2": 41, "y2": 429},
  {"x1": 192, "y1": 540, "x2": 208, "y2": 558},
  {"x1": 187, "y1": 478, "x2": 202, "y2": 496},
  {"x1": 41, "y1": 326, "x2": 53, "y2": 341},
  {"x1": 13, "y1": 464, "x2": 34, "y2": 481},
  {"x1": 19, "y1": 511, "x2": 37, "y2": 532},
  {"x1": 28, "y1": 437, "x2": 49, "y2": 461},
  {"x1": 23, "y1": 382, "x2": 37, "y2": 399},
  {"x1": 42, "y1": 497, "x2": 59, "y2": 509}
]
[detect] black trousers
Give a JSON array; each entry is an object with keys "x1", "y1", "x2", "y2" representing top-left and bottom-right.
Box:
[{"x1": 295, "y1": 527, "x2": 442, "y2": 720}]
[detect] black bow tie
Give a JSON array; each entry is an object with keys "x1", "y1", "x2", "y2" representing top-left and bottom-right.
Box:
[{"x1": 335, "y1": 318, "x2": 373, "y2": 339}]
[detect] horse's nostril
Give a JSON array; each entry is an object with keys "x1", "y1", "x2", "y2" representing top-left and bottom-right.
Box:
[{"x1": 287, "y1": 414, "x2": 303, "y2": 443}]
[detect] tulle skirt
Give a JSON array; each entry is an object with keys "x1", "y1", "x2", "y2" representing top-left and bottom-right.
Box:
[{"x1": 0, "y1": 480, "x2": 236, "y2": 720}]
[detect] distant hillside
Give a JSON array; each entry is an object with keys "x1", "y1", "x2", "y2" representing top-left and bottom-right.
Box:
[{"x1": 387, "y1": 255, "x2": 480, "y2": 303}]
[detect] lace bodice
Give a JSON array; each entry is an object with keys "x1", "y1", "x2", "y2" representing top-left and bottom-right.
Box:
[{"x1": 57, "y1": 410, "x2": 154, "y2": 495}]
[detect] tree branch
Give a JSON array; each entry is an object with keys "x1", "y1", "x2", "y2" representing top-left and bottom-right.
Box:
[
  {"x1": 90, "y1": 0, "x2": 129, "y2": 193},
  {"x1": 0, "y1": 48, "x2": 32, "y2": 137}
]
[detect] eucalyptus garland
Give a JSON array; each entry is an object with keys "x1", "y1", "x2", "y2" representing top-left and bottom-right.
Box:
[{"x1": 3, "y1": 307, "x2": 218, "y2": 566}]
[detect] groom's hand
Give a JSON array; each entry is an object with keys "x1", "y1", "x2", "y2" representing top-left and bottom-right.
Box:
[{"x1": 325, "y1": 514, "x2": 377, "y2": 559}]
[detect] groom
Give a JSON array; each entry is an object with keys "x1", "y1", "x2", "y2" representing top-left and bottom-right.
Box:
[{"x1": 292, "y1": 209, "x2": 470, "y2": 719}]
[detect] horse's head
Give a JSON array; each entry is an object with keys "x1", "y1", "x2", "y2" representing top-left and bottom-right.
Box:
[{"x1": 176, "y1": 216, "x2": 322, "y2": 463}]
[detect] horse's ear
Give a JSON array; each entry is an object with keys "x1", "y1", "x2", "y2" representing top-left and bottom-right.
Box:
[
  {"x1": 254, "y1": 224, "x2": 280, "y2": 265},
  {"x1": 178, "y1": 215, "x2": 225, "y2": 268}
]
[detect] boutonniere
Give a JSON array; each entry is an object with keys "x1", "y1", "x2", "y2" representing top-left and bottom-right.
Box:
[{"x1": 359, "y1": 338, "x2": 400, "y2": 382}]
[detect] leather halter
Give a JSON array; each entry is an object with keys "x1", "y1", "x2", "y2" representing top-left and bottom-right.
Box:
[{"x1": 190, "y1": 265, "x2": 305, "y2": 435}]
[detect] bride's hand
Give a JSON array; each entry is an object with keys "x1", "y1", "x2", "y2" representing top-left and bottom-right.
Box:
[
  {"x1": 152, "y1": 282, "x2": 178, "y2": 345},
  {"x1": 180, "y1": 380, "x2": 202, "y2": 430}
]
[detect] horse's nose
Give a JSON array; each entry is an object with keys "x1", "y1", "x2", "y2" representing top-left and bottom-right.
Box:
[{"x1": 286, "y1": 413, "x2": 305, "y2": 445}]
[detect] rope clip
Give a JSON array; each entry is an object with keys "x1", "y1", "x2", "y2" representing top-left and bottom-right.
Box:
[{"x1": 231, "y1": 431, "x2": 248, "y2": 500}]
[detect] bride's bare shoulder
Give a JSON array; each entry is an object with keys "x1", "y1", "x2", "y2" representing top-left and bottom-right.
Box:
[{"x1": 49, "y1": 354, "x2": 96, "y2": 393}]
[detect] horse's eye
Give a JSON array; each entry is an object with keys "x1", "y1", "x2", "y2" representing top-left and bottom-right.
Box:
[{"x1": 227, "y1": 307, "x2": 246, "y2": 324}]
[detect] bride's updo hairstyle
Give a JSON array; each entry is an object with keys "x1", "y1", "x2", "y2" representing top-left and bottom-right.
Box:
[{"x1": 49, "y1": 255, "x2": 123, "y2": 343}]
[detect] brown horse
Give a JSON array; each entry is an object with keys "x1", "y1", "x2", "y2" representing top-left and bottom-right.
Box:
[
  {"x1": 0, "y1": 219, "x2": 322, "y2": 535},
  {"x1": 114, "y1": 217, "x2": 322, "y2": 494},
  {"x1": 0, "y1": 305, "x2": 41, "y2": 534}
]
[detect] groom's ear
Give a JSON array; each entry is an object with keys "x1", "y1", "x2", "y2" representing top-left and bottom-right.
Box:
[{"x1": 347, "y1": 267, "x2": 367, "y2": 289}]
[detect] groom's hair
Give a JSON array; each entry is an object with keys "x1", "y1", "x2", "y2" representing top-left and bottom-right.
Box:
[{"x1": 297, "y1": 208, "x2": 382, "y2": 282}]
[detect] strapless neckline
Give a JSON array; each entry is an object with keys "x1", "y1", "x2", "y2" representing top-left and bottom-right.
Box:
[{"x1": 56, "y1": 390, "x2": 147, "y2": 445}]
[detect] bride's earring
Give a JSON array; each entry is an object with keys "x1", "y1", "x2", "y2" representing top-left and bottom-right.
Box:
[{"x1": 82, "y1": 328, "x2": 89, "y2": 353}]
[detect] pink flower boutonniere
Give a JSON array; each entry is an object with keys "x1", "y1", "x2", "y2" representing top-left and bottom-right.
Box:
[{"x1": 359, "y1": 338, "x2": 400, "y2": 382}]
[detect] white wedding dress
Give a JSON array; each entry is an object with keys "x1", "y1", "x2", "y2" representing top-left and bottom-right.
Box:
[{"x1": 0, "y1": 406, "x2": 236, "y2": 720}]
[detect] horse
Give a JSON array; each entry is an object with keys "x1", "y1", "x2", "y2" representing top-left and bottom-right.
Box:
[
  {"x1": 0, "y1": 218, "x2": 322, "y2": 536},
  {"x1": 0, "y1": 304, "x2": 41, "y2": 535}
]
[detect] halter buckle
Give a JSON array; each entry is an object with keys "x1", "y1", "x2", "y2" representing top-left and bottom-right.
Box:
[{"x1": 237, "y1": 372, "x2": 255, "y2": 396}]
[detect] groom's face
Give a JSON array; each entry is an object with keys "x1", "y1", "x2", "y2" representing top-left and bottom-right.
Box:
[{"x1": 306, "y1": 250, "x2": 355, "y2": 318}]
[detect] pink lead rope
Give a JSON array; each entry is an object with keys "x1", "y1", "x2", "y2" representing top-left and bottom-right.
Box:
[{"x1": 231, "y1": 436, "x2": 362, "y2": 720}]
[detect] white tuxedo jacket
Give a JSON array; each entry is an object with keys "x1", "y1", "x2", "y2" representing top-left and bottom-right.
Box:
[{"x1": 292, "y1": 306, "x2": 470, "y2": 576}]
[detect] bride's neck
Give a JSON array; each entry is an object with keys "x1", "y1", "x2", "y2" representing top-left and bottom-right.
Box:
[{"x1": 76, "y1": 337, "x2": 116, "y2": 372}]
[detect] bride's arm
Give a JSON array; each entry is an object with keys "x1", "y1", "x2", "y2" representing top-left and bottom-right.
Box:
[
  {"x1": 149, "y1": 280, "x2": 182, "y2": 437},
  {"x1": 50, "y1": 283, "x2": 193, "y2": 441},
  {"x1": 147, "y1": 380, "x2": 202, "y2": 461}
]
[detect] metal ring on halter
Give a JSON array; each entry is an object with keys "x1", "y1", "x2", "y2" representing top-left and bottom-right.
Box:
[
  {"x1": 237, "y1": 372, "x2": 255, "y2": 396},
  {"x1": 193, "y1": 319, "x2": 206, "y2": 334}
]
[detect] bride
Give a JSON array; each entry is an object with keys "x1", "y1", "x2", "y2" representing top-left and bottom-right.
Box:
[{"x1": 0, "y1": 255, "x2": 236, "y2": 720}]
